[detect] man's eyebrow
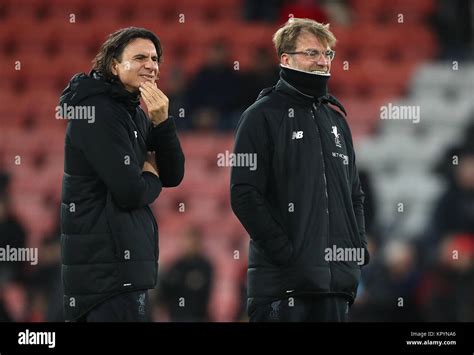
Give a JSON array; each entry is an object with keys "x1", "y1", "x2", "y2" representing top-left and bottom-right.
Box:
[
  {"x1": 132, "y1": 53, "x2": 158, "y2": 58},
  {"x1": 302, "y1": 48, "x2": 332, "y2": 53}
]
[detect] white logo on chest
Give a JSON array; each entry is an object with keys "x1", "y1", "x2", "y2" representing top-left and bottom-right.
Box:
[
  {"x1": 331, "y1": 126, "x2": 342, "y2": 148},
  {"x1": 292, "y1": 131, "x2": 303, "y2": 140},
  {"x1": 134, "y1": 130, "x2": 138, "y2": 138}
]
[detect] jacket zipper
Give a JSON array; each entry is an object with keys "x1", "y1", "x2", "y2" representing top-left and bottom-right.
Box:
[
  {"x1": 311, "y1": 103, "x2": 332, "y2": 287},
  {"x1": 129, "y1": 108, "x2": 158, "y2": 264}
]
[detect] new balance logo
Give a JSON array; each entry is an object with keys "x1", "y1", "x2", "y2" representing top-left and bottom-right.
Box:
[{"x1": 292, "y1": 131, "x2": 303, "y2": 140}]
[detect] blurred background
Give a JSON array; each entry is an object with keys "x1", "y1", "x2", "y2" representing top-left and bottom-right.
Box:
[{"x1": 0, "y1": 0, "x2": 473, "y2": 322}]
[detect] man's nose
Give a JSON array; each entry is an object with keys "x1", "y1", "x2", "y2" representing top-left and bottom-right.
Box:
[
  {"x1": 144, "y1": 58, "x2": 156, "y2": 69},
  {"x1": 317, "y1": 55, "x2": 329, "y2": 66}
]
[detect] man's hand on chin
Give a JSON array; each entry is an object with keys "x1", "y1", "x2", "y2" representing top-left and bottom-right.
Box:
[{"x1": 139, "y1": 81, "x2": 169, "y2": 127}]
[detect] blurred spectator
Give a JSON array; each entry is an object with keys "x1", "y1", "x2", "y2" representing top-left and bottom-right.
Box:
[
  {"x1": 465, "y1": 119, "x2": 474, "y2": 143},
  {"x1": 243, "y1": 0, "x2": 283, "y2": 23},
  {"x1": 191, "y1": 108, "x2": 221, "y2": 132},
  {"x1": 278, "y1": 0, "x2": 329, "y2": 25},
  {"x1": 166, "y1": 67, "x2": 192, "y2": 131},
  {"x1": 415, "y1": 140, "x2": 474, "y2": 321},
  {"x1": 0, "y1": 172, "x2": 33, "y2": 322},
  {"x1": 186, "y1": 41, "x2": 242, "y2": 131},
  {"x1": 157, "y1": 227, "x2": 214, "y2": 321},
  {"x1": 0, "y1": 294, "x2": 12, "y2": 321},
  {"x1": 1, "y1": 281, "x2": 29, "y2": 321},
  {"x1": 352, "y1": 240, "x2": 423, "y2": 321},
  {"x1": 228, "y1": 234, "x2": 249, "y2": 322},
  {"x1": 0, "y1": 172, "x2": 27, "y2": 284},
  {"x1": 423, "y1": 144, "x2": 474, "y2": 265},
  {"x1": 239, "y1": 47, "x2": 279, "y2": 110},
  {"x1": 419, "y1": 235, "x2": 474, "y2": 321},
  {"x1": 27, "y1": 223, "x2": 63, "y2": 322},
  {"x1": 433, "y1": 115, "x2": 474, "y2": 183},
  {"x1": 431, "y1": 0, "x2": 474, "y2": 60}
]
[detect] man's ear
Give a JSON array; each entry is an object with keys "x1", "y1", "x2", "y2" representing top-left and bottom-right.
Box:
[
  {"x1": 281, "y1": 54, "x2": 290, "y2": 66},
  {"x1": 111, "y1": 59, "x2": 119, "y2": 76}
]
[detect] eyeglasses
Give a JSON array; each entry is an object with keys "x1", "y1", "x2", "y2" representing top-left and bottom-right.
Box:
[{"x1": 285, "y1": 49, "x2": 336, "y2": 61}]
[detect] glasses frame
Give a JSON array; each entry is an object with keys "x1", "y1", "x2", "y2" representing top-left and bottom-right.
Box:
[{"x1": 285, "y1": 48, "x2": 336, "y2": 61}]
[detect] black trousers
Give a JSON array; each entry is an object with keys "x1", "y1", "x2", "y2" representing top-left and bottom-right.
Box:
[
  {"x1": 249, "y1": 295, "x2": 349, "y2": 322},
  {"x1": 76, "y1": 290, "x2": 150, "y2": 322}
]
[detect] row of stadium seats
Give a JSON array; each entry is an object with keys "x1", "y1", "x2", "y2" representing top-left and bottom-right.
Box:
[
  {"x1": 1, "y1": 20, "x2": 436, "y2": 62},
  {"x1": 3, "y1": 0, "x2": 242, "y2": 23},
  {"x1": 350, "y1": 0, "x2": 436, "y2": 22},
  {"x1": 2, "y1": 0, "x2": 436, "y2": 25},
  {"x1": 356, "y1": 63, "x2": 474, "y2": 238}
]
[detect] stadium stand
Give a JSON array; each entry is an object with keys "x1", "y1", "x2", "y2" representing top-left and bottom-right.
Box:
[{"x1": 0, "y1": 0, "x2": 472, "y2": 321}]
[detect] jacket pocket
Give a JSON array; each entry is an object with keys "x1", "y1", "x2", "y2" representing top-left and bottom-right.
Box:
[
  {"x1": 104, "y1": 191, "x2": 157, "y2": 262},
  {"x1": 61, "y1": 233, "x2": 117, "y2": 265},
  {"x1": 327, "y1": 236, "x2": 363, "y2": 294}
]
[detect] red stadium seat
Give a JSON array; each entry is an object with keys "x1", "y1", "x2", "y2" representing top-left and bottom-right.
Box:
[
  {"x1": 341, "y1": 95, "x2": 387, "y2": 139},
  {"x1": 180, "y1": 0, "x2": 241, "y2": 23},
  {"x1": 350, "y1": 0, "x2": 434, "y2": 23}
]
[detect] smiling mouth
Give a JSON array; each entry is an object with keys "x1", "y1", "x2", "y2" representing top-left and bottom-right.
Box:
[
  {"x1": 140, "y1": 74, "x2": 155, "y2": 80},
  {"x1": 311, "y1": 68, "x2": 328, "y2": 74}
]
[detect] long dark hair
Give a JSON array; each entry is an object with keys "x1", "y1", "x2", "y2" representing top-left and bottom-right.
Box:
[{"x1": 92, "y1": 27, "x2": 162, "y2": 83}]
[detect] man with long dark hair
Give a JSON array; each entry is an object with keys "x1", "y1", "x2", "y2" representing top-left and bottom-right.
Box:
[{"x1": 59, "y1": 27, "x2": 184, "y2": 322}]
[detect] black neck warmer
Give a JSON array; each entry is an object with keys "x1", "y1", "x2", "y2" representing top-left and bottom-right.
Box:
[
  {"x1": 280, "y1": 65, "x2": 330, "y2": 100},
  {"x1": 91, "y1": 70, "x2": 140, "y2": 113}
]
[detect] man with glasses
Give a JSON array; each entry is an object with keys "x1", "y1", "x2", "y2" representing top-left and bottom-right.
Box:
[{"x1": 231, "y1": 18, "x2": 369, "y2": 321}]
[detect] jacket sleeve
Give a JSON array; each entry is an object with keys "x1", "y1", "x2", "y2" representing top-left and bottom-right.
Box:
[
  {"x1": 146, "y1": 117, "x2": 185, "y2": 187},
  {"x1": 230, "y1": 108, "x2": 293, "y2": 266},
  {"x1": 72, "y1": 103, "x2": 162, "y2": 210},
  {"x1": 341, "y1": 117, "x2": 370, "y2": 266}
]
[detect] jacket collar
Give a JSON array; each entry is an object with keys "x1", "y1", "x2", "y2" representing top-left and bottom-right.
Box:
[
  {"x1": 276, "y1": 77, "x2": 314, "y2": 105},
  {"x1": 91, "y1": 70, "x2": 140, "y2": 114},
  {"x1": 275, "y1": 77, "x2": 347, "y2": 116}
]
